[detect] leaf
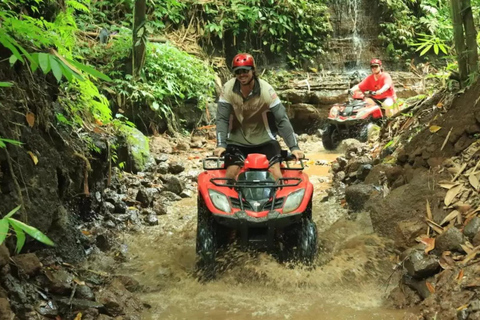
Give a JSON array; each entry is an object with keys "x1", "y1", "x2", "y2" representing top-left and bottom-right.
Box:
[
  {"x1": 0, "y1": 219, "x2": 9, "y2": 244},
  {"x1": 445, "y1": 184, "x2": 462, "y2": 206},
  {"x1": 9, "y1": 220, "x2": 25, "y2": 253},
  {"x1": 38, "y1": 53, "x2": 51, "y2": 74},
  {"x1": 27, "y1": 151, "x2": 38, "y2": 165},
  {"x1": 469, "y1": 174, "x2": 480, "y2": 191},
  {"x1": 49, "y1": 56, "x2": 63, "y2": 83},
  {"x1": 426, "y1": 218, "x2": 444, "y2": 234},
  {"x1": 66, "y1": 59, "x2": 111, "y2": 81},
  {"x1": 439, "y1": 182, "x2": 459, "y2": 189},
  {"x1": 440, "y1": 210, "x2": 460, "y2": 225},
  {"x1": 420, "y1": 44, "x2": 433, "y2": 56},
  {"x1": 7, "y1": 218, "x2": 55, "y2": 247},
  {"x1": 3, "y1": 205, "x2": 21, "y2": 219},
  {"x1": 426, "y1": 199, "x2": 432, "y2": 219},
  {"x1": 26, "y1": 112, "x2": 35, "y2": 127},
  {"x1": 426, "y1": 281, "x2": 435, "y2": 293},
  {"x1": 9, "y1": 55, "x2": 18, "y2": 66},
  {"x1": 0, "y1": 82, "x2": 13, "y2": 87},
  {"x1": 420, "y1": 237, "x2": 435, "y2": 254},
  {"x1": 457, "y1": 269, "x2": 464, "y2": 282},
  {"x1": 73, "y1": 312, "x2": 82, "y2": 320},
  {"x1": 429, "y1": 125, "x2": 442, "y2": 133}
]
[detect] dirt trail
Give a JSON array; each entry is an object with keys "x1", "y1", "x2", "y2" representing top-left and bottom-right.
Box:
[{"x1": 117, "y1": 138, "x2": 410, "y2": 319}]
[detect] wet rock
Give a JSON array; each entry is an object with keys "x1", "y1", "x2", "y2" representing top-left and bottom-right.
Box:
[
  {"x1": 55, "y1": 297, "x2": 103, "y2": 310},
  {"x1": 157, "y1": 162, "x2": 169, "y2": 174},
  {"x1": 103, "y1": 189, "x2": 122, "y2": 205},
  {"x1": 394, "y1": 219, "x2": 426, "y2": 249},
  {"x1": 104, "y1": 220, "x2": 116, "y2": 229},
  {"x1": 145, "y1": 214, "x2": 158, "y2": 226},
  {"x1": 126, "y1": 188, "x2": 139, "y2": 202},
  {"x1": 160, "y1": 191, "x2": 182, "y2": 201},
  {"x1": 356, "y1": 164, "x2": 373, "y2": 181},
  {"x1": 44, "y1": 268, "x2": 74, "y2": 294},
  {"x1": 96, "y1": 233, "x2": 114, "y2": 252},
  {"x1": 180, "y1": 189, "x2": 194, "y2": 198},
  {"x1": 119, "y1": 126, "x2": 155, "y2": 172},
  {"x1": 75, "y1": 285, "x2": 95, "y2": 301},
  {"x1": 364, "y1": 164, "x2": 392, "y2": 185},
  {"x1": 176, "y1": 141, "x2": 190, "y2": 151},
  {"x1": 96, "y1": 279, "x2": 142, "y2": 316},
  {"x1": 103, "y1": 202, "x2": 115, "y2": 213},
  {"x1": 0, "y1": 244, "x2": 10, "y2": 268},
  {"x1": 473, "y1": 231, "x2": 480, "y2": 246},
  {"x1": 464, "y1": 217, "x2": 480, "y2": 240},
  {"x1": 471, "y1": 300, "x2": 480, "y2": 312},
  {"x1": 338, "y1": 139, "x2": 363, "y2": 156},
  {"x1": 11, "y1": 253, "x2": 42, "y2": 277},
  {"x1": 36, "y1": 300, "x2": 58, "y2": 317},
  {"x1": 81, "y1": 308, "x2": 100, "y2": 320},
  {"x1": 97, "y1": 315, "x2": 114, "y2": 320},
  {"x1": 404, "y1": 250, "x2": 440, "y2": 279},
  {"x1": 387, "y1": 285, "x2": 421, "y2": 308},
  {"x1": 162, "y1": 175, "x2": 185, "y2": 195},
  {"x1": 335, "y1": 171, "x2": 346, "y2": 181},
  {"x1": 168, "y1": 161, "x2": 185, "y2": 174},
  {"x1": 182, "y1": 169, "x2": 201, "y2": 182},
  {"x1": 152, "y1": 200, "x2": 168, "y2": 215},
  {"x1": 114, "y1": 275, "x2": 140, "y2": 292},
  {"x1": 331, "y1": 162, "x2": 341, "y2": 172},
  {"x1": 114, "y1": 201, "x2": 127, "y2": 214},
  {"x1": 127, "y1": 208, "x2": 141, "y2": 224},
  {"x1": 336, "y1": 156, "x2": 348, "y2": 169},
  {"x1": 345, "y1": 184, "x2": 376, "y2": 211},
  {"x1": 0, "y1": 298, "x2": 14, "y2": 320},
  {"x1": 403, "y1": 275, "x2": 432, "y2": 299},
  {"x1": 435, "y1": 227, "x2": 464, "y2": 253},
  {"x1": 136, "y1": 188, "x2": 160, "y2": 207},
  {"x1": 154, "y1": 154, "x2": 168, "y2": 164}
]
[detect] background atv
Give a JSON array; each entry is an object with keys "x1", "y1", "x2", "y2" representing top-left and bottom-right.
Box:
[
  {"x1": 196, "y1": 151, "x2": 317, "y2": 280},
  {"x1": 322, "y1": 91, "x2": 384, "y2": 150}
]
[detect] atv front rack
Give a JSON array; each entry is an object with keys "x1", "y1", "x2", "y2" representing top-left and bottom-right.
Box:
[
  {"x1": 202, "y1": 156, "x2": 306, "y2": 171},
  {"x1": 210, "y1": 177, "x2": 302, "y2": 188}
]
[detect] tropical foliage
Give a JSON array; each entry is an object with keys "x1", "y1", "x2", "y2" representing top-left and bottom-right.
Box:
[{"x1": 0, "y1": 206, "x2": 55, "y2": 253}]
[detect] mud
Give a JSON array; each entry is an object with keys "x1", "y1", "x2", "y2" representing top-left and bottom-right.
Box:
[{"x1": 114, "y1": 136, "x2": 410, "y2": 319}]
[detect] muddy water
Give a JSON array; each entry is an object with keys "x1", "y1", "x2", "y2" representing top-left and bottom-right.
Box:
[{"x1": 119, "y1": 142, "x2": 408, "y2": 320}]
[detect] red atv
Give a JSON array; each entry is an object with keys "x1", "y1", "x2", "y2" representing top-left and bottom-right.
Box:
[
  {"x1": 196, "y1": 151, "x2": 317, "y2": 280},
  {"x1": 322, "y1": 91, "x2": 384, "y2": 150}
]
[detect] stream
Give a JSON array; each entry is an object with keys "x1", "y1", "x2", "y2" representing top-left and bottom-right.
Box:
[{"x1": 117, "y1": 139, "x2": 411, "y2": 319}]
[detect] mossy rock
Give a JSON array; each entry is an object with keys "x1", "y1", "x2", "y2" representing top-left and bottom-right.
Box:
[{"x1": 118, "y1": 125, "x2": 154, "y2": 172}]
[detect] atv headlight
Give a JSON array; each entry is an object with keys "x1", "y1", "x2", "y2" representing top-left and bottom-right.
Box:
[
  {"x1": 208, "y1": 189, "x2": 231, "y2": 213},
  {"x1": 283, "y1": 189, "x2": 305, "y2": 213}
]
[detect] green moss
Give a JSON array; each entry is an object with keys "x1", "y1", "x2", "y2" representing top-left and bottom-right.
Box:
[{"x1": 118, "y1": 125, "x2": 153, "y2": 172}]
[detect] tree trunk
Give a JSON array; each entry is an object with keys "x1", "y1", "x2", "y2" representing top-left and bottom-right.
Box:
[
  {"x1": 132, "y1": 0, "x2": 147, "y2": 78},
  {"x1": 462, "y1": 0, "x2": 478, "y2": 74},
  {"x1": 450, "y1": 0, "x2": 468, "y2": 85}
]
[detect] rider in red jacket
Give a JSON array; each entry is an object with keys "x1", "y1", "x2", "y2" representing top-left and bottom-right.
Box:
[{"x1": 348, "y1": 59, "x2": 398, "y2": 117}]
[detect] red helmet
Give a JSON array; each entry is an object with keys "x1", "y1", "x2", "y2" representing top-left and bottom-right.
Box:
[
  {"x1": 370, "y1": 58, "x2": 382, "y2": 66},
  {"x1": 232, "y1": 53, "x2": 256, "y2": 70}
]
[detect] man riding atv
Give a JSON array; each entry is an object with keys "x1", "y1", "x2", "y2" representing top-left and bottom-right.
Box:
[
  {"x1": 347, "y1": 58, "x2": 398, "y2": 117},
  {"x1": 213, "y1": 53, "x2": 304, "y2": 179}
]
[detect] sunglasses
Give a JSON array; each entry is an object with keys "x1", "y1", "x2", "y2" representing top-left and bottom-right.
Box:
[
  {"x1": 370, "y1": 65, "x2": 380, "y2": 69},
  {"x1": 234, "y1": 69, "x2": 251, "y2": 75}
]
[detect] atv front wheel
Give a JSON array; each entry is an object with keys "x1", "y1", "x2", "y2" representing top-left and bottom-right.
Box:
[
  {"x1": 322, "y1": 124, "x2": 341, "y2": 150},
  {"x1": 297, "y1": 217, "x2": 318, "y2": 266},
  {"x1": 195, "y1": 197, "x2": 217, "y2": 281}
]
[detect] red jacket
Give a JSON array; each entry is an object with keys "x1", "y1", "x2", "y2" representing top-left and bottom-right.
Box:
[{"x1": 358, "y1": 72, "x2": 397, "y2": 100}]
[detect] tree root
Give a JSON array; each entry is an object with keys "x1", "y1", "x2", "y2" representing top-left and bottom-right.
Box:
[{"x1": 4, "y1": 147, "x2": 27, "y2": 222}]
